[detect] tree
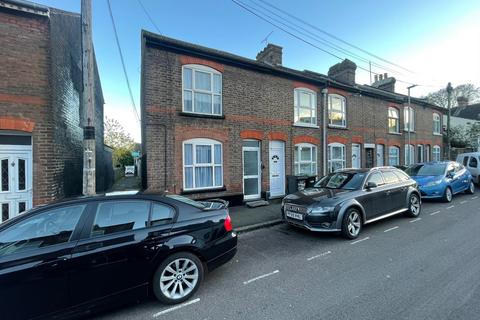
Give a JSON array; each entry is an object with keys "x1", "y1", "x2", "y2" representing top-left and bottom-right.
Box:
[
  {"x1": 104, "y1": 117, "x2": 135, "y2": 150},
  {"x1": 424, "y1": 83, "x2": 480, "y2": 109},
  {"x1": 104, "y1": 117, "x2": 136, "y2": 167}
]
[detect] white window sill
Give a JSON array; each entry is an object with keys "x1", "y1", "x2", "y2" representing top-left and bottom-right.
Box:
[
  {"x1": 293, "y1": 123, "x2": 320, "y2": 128},
  {"x1": 403, "y1": 130, "x2": 416, "y2": 133},
  {"x1": 388, "y1": 132, "x2": 402, "y2": 135},
  {"x1": 433, "y1": 133, "x2": 443, "y2": 136}
]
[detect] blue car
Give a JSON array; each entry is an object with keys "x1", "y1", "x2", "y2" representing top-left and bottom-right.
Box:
[{"x1": 405, "y1": 161, "x2": 475, "y2": 202}]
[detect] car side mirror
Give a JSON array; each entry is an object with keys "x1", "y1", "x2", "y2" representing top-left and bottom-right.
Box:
[{"x1": 365, "y1": 181, "x2": 378, "y2": 189}]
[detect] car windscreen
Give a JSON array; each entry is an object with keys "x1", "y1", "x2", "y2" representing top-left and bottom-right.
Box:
[
  {"x1": 405, "y1": 163, "x2": 446, "y2": 176},
  {"x1": 314, "y1": 172, "x2": 366, "y2": 190},
  {"x1": 166, "y1": 194, "x2": 206, "y2": 209}
]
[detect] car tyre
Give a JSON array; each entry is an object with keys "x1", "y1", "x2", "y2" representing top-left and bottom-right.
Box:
[
  {"x1": 341, "y1": 208, "x2": 362, "y2": 240},
  {"x1": 442, "y1": 187, "x2": 453, "y2": 203},
  {"x1": 466, "y1": 181, "x2": 475, "y2": 194},
  {"x1": 152, "y1": 252, "x2": 204, "y2": 305},
  {"x1": 405, "y1": 193, "x2": 421, "y2": 217}
]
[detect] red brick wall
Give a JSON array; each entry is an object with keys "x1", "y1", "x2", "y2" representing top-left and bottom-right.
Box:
[{"x1": 142, "y1": 41, "x2": 444, "y2": 199}]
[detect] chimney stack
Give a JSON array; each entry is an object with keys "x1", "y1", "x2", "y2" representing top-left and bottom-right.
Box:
[
  {"x1": 256, "y1": 44, "x2": 283, "y2": 66},
  {"x1": 327, "y1": 59, "x2": 357, "y2": 85},
  {"x1": 371, "y1": 74, "x2": 396, "y2": 93},
  {"x1": 457, "y1": 96, "x2": 469, "y2": 107}
]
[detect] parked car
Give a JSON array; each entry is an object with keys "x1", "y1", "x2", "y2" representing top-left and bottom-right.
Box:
[
  {"x1": 456, "y1": 152, "x2": 480, "y2": 184},
  {"x1": 281, "y1": 167, "x2": 421, "y2": 239},
  {"x1": 0, "y1": 193, "x2": 237, "y2": 319},
  {"x1": 125, "y1": 165, "x2": 135, "y2": 176},
  {"x1": 405, "y1": 161, "x2": 475, "y2": 202}
]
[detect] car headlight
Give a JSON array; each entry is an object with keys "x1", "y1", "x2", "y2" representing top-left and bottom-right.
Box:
[
  {"x1": 425, "y1": 179, "x2": 443, "y2": 187},
  {"x1": 310, "y1": 207, "x2": 335, "y2": 214}
]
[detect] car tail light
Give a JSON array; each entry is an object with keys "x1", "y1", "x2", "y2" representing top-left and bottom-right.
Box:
[{"x1": 224, "y1": 214, "x2": 232, "y2": 232}]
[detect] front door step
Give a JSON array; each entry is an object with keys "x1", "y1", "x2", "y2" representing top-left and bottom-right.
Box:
[{"x1": 246, "y1": 200, "x2": 269, "y2": 208}]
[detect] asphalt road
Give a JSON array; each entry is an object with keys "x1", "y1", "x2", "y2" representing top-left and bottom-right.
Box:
[{"x1": 96, "y1": 191, "x2": 480, "y2": 320}]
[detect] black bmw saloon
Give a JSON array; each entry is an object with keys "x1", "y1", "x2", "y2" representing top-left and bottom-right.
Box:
[
  {"x1": 0, "y1": 193, "x2": 237, "y2": 319},
  {"x1": 282, "y1": 167, "x2": 421, "y2": 239}
]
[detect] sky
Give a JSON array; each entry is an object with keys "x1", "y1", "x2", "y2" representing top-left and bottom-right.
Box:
[{"x1": 34, "y1": 0, "x2": 480, "y2": 142}]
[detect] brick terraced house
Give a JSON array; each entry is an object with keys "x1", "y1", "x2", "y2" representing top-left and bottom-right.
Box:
[
  {"x1": 0, "y1": 0, "x2": 107, "y2": 220},
  {"x1": 141, "y1": 31, "x2": 444, "y2": 204}
]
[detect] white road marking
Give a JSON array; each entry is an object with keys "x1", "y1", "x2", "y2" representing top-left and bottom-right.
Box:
[
  {"x1": 152, "y1": 298, "x2": 200, "y2": 317},
  {"x1": 384, "y1": 226, "x2": 399, "y2": 233},
  {"x1": 446, "y1": 205, "x2": 455, "y2": 209},
  {"x1": 429, "y1": 210, "x2": 441, "y2": 216},
  {"x1": 460, "y1": 200, "x2": 468, "y2": 204},
  {"x1": 351, "y1": 237, "x2": 370, "y2": 245},
  {"x1": 409, "y1": 218, "x2": 422, "y2": 223},
  {"x1": 472, "y1": 196, "x2": 478, "y2": 200},
  {"x1": 307, "y1": 250, "x2": 332, "y2": 261},
  {"x1": 243, "y1": 270, "x2": 279, "y2": 285}
]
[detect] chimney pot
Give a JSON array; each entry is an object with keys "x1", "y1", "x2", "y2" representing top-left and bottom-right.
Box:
[{"x1": 379, "y1": 74, "x2": 383, "y2": 81}]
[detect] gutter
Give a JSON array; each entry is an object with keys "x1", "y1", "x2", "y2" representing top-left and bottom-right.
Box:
[{"x1": 0, "y1": 0, "x2": 49, "y2": 16}]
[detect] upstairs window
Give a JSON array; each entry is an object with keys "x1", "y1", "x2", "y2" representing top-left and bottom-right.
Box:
[
  {"x1": 388, "y1": 107, "x2": 400, "y2": 133},
  {"x1": 433, "y1": 113, "x2": 441, "y2": 134},
  {"x1": 404, "y1": 107, "x2": 415, "y2": 132},
  {"x1": 182, "y1": 65, "x2": 222, "y2": 115},
  {"x1": 294, "y1": 88, "x2": 317, "y2": 126},
  {"x1": 328, "y1": 94, "x2": 346, "y2": 127},
  {"x1": 183, "y1": 138, "x2": 223, "y2": 190}
]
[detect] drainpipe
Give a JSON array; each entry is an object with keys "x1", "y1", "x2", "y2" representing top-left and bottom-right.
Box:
[{"x1": 321, "y1": 87, "x2": 329, "y2": 176}]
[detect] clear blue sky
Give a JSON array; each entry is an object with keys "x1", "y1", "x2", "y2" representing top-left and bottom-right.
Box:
[{"x1": 34, "y1": 0, "x2": 480, "y2": 141}]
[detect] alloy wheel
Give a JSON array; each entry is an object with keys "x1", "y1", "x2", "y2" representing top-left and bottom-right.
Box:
[
  {"x1": 410, "y1": 195, "x2": 420, "y2": 216},
  {"x1": 347, "y1": 211, "x2": 361, "y2": 237},
  {"x1": 446, "y1": 188, "x2": 452, "y2": 202},
  {"x1": 160, "y1": 258, "x2": 199, "y2": 300}
]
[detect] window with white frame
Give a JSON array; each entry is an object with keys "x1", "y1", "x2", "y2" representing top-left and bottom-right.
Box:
[
  {"x1": 433, "y1": 113, "x2": 441, "y2": 134},
  {"x1": 183, "y1": 138, "x2": 222, "y2": 190},
  {"x1": 388, "y1": 107, "x2": 400, "y2": 133},
  {"x1": 182, "y1": 65, "x2": 222, "y2": 115},
  {"x1": 294, "y1": 88, "x2": 317, "y2": 126},
  {"x1": 328, "y1": 143, "x2": 346, "y2": 172},
  {"x1": 405, "y1": 144, "x2": 415, "y2": 165},
  {"x1": 404, "y1": 107, "x2": 415, "y2": 131},
  {"x1": 294, "y1": 143, "x2": 317, "y2": 176},
  {"x1": 328, "y1": 94, "x2": 346, "y2": 127},
  {"x1": 388, "y1": 146, "x2": 400, "y2": 166},
  {"x1": 432, "y1": 145, "x2": 441, "y2": 161}
]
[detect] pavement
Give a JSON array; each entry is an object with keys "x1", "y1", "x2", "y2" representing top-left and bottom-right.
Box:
[
  {"x1": 229, "y1": 199, "x2": 283, "y2": 232},
  {"x1": 95, "y1": 188, "x2": 480, "y2": 320}
]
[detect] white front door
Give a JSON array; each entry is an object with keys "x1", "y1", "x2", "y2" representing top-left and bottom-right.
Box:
[
  {"x1": 269, "y1": 141, "x2": 285, "y2": 198},
  {"x1": 0, "y1": 145, "x2": 33, "y2": 222},
  {"x1": 376, "y1": 144, "x2": 384, "y2": 166},
  {"x1": 243, "y1": 140, "x2": 261, "y2": 200},
  {"x1": 352, "y1": 144, "x2": 361, "y2": 168}
]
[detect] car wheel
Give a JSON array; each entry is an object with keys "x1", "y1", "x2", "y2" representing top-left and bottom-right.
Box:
[
  {"x1": 341, "y1": 208, "x2": 362, "y2": 240},
  {"x1": 466, "y1": 181, "x2": 475, "y2": 194},
  {"x1": 152, "y1": 252, "x2": 204, "y2": 305},
  {"x1": 442, "y1": 187, "x2": 453, "y2": 203},
  {"x1": 405, "y1": 193, "x2": 421, "y2": 217}
]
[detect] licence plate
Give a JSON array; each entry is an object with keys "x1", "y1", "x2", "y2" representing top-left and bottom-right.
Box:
[{"x1": 286, "y1": 211, "x2": 303, "y2": 220}]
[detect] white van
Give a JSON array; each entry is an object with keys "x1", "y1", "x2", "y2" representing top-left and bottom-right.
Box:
[{"x1": 457, "y1": 152, "x2": 480, "y2": 183}]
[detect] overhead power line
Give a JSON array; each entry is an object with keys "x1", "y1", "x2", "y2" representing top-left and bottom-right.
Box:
[
  {"x1": 106, "y1": 0, "x2": 140, "y2": 122},
  {"x1": 136, "y1": 0, "x2": 162, "y2": 35},
  {"x1": 231, "y1": 0, "x2": 439, "y2": 89},
  {"x1": 256, "y1": 0, "x2": 414, "y2": 74},
  {"x1": 244, "y1": 0, "x2": 405, "y2": 77}
]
